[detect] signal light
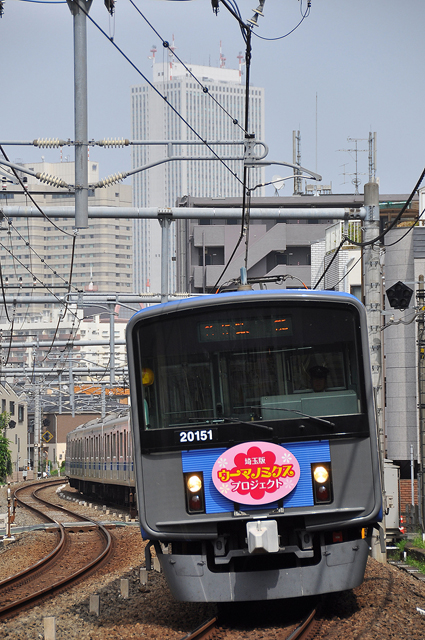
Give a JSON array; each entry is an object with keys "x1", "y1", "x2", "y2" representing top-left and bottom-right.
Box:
[
  {"x1": 183, "y1": 472, "x2": 205, "y2": 514},
  {"x1": 386, "y1": 281, "x2": 414, "y2": 310},
  {"x1": 311, "y1": 463, "x2": 332, "y2": 504}
]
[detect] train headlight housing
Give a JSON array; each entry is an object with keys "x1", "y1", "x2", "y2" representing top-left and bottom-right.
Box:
[
  {"x1": 313, "y1": 466, "x2": 329, "y2": 484},
  {"x1": 183, "y1": 472, "x2": 205, "y2": 514},
  {"x1": 311, "y1": 463, "x2": 332, "y2": 504},
  {"x1": 187, "y1": 474, "x2": 202, "y2": 493}
]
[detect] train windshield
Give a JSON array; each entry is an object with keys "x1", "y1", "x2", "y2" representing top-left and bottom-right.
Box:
[{"x1": 134, "y1": 301, "x2": 367, "y2": 435}]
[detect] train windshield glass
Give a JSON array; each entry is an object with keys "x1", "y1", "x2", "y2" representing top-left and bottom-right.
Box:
[{"x1": 135, "y1": 302, "x2": 366, "y2": 434}]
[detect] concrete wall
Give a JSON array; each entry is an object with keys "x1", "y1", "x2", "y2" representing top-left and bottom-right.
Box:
[{"x1": 384, "y1": 228, "x2": 416, "y2": 462}]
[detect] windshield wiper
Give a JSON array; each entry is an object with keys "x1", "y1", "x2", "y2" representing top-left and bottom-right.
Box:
[
  {"x1": 221, "y1": 417, "x2": 274, "y2": 432},
  {"x1": 260, "y1": 406, "x2": 335, "y2": 428},
  {"x1": 187, "y1": 416, "x2": 274, "y2": 432}
]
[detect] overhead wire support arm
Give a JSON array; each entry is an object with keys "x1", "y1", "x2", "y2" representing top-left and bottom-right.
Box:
[
  {"x1": 0, "y1": 158, "x2": 70, "y2": 189},
  {"x1": 245, "y1": 158, "x2": 322, "y2": 182},
  {"x1": 92, "y1": 140, "x2": 268, "y2": 189}
]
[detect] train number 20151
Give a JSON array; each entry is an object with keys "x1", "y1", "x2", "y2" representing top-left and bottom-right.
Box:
[{"x1": 179, "y1": 429, "x2": 215, "y2": 443}]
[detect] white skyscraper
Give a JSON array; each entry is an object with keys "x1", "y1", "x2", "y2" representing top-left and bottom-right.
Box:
[{"x1": 131, "y1": 55, "x2": 265, "y2": 293}]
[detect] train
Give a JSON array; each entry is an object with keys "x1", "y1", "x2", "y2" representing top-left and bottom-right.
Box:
[
  {"x1": 66, "y1": 411, "x2": 136, "y2": 510},
  {"x1": 67, "y1": 289, "x2": 382, "y2": 602}
]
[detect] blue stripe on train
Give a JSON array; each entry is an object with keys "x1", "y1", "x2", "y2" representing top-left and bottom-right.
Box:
[{"x1": 182, "y1": 441, "x2": 330, "y2": 514}]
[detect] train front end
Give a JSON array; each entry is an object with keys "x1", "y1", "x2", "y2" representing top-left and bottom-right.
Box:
[{"x1": 126, "y1": 290, "x2": 382, "y2": 602}]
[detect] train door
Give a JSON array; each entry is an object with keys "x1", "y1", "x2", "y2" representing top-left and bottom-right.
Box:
[
  {"x1": 112, "y1": 432, "x2": 117, "y2": 481},
  {"x1": 119, "y1": 430, "x2": 124, "y2": 482}
]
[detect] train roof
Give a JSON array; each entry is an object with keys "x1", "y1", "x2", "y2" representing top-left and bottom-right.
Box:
[
  {"x1": 127, "y1": 289, "x2": 364, "y2": 325},
  {"x1": 67, "y1": 410, "x2": 130, "y2": 437}
]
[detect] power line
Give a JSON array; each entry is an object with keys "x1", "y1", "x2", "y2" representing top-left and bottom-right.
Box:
[
  {"x1": 128, "y1": 0, "x2": 248, "y2": 136},
  {"x1": 344, "y1": 167, "x2": 425, "y2": 248},
  {"x1": 252, "y1": 1, "x2": 311, "y2": 41},
  {"x1": 80, "y1": 6, "x2": 245, "y2": 188}
]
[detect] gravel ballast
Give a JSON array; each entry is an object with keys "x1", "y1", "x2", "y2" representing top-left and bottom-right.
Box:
[{"x1": 1, "y1": 481, "x2": 425, "y2": 639}]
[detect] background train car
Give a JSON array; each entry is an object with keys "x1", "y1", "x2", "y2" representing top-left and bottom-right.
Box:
[
  {"x1": 126, "y1": 289, "x2": 382, "y2": 602},
  {"x1": 66, "y1": 411, "x2": 136, "y2": 508}
]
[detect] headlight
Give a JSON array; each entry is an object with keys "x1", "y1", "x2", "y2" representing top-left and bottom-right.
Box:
[
  {"x1": 183, "y1": 472, "x2": 206, "y2": 514},
  {"x1": 313, "y1": 466, "x2": 329, "y2": 484},
  {"x1": 187, "y1": 474, "x2": 203, "y2": 493},
  {"x1": 311, "y1": 463, "x2": 332, "y2": 504}
]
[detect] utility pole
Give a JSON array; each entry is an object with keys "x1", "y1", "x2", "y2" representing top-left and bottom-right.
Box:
[
  {"x1": 109, "y1": 303, "x2": 116, "y2": 385},
  {"x1": 363, "y1": 181, "x2": 386, "y2": 562},
  {"x1": 417, "y1": 275, "x2": 425, "y2": 529},
  {"x1": 34, "y1": 383, "x2": 41, "y2": 478}
]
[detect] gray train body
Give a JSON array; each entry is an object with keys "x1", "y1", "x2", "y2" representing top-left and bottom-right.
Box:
[{"x1": 74, "y1": 290, "x2": 383, "y2": 602}]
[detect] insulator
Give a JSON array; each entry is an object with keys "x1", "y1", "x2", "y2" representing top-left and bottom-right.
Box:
[
  {"x1": 33, "y1": 138, "x2": 66, "y2": 149},
  {"x1": 36, "y1": 172, "x2": 69, "y2": 188},
  {"x1": 95, "y1": 173, "x2": 126, "y2": 188},
  {"x1": 97, "y1": 139, "x2": 130, "y2": 148}
]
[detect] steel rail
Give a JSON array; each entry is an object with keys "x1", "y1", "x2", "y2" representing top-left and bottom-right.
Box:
[{"x1": 0, "y1": 480, "x2": 113, "y2": 620}]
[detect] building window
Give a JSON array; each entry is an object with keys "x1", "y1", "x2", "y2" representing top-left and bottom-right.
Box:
[
  {"x1": 9, "y1": 401, "x2": 15, "y2": 415},
  {"x1": 18, "y1": 405, "x2": 24, "y2": 422},
  {"x1": 198, "y1": 246, "x2": 225, "y2": 266},
  {"x1": 266, "y1": 247, "x2": 311, "y2": 272}
]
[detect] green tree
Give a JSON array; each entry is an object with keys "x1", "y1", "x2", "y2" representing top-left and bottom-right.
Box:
[{"x1": 0, "y1": 411, "x2": 12, "y2": 482}]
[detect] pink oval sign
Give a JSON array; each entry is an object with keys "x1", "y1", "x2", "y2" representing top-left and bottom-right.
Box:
[{"x1": 212, "y1": 442, "x2": 301, "y2": 506}]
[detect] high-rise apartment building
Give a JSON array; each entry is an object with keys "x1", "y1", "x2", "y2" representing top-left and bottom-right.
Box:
[
  {"x1": 0, "y1": 160, "x2": 133, "y2": 314},
  {"x1": 0, "y1": 160, "x2": 133, "y2": 374},
  {"x1": 131, "y1": 56, "x2": 265, "y2": 293}
]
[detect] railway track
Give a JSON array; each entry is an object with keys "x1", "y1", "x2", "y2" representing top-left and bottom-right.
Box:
[
  {"x1": 0, "y1": 479, "x2": 113, "y2": 620},
  {"x1": 181, "y1": 600, "x2": 323, "y2": 640}
]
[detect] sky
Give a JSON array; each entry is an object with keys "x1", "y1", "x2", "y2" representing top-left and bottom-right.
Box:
[{"x1": 1, "y1": 0, "x2": 424, "y2": 197}]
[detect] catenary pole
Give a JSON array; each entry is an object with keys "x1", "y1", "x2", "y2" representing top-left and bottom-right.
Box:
[{"x1": 66, "y1": 0, "x2": 92, "y2": 228}]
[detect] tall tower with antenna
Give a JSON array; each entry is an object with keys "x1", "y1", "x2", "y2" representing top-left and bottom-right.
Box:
[{"x1": 292, "y1": 130, "x2": 302, "y2": 195}]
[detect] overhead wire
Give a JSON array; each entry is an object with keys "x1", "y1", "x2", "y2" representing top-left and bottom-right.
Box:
[
  {"x1": 0, "y1": 146, "x2": 75, "y2": 238},
  {"x1": 80, "y1": 6, "x2": 245, "y2": 188},
  {"x1": 212, "y1": 0, "x2": 313, "y2": 290},
  {"x1": 6, "y1": 219, "x2": 80, "y2": 292},
  {"x1": 383, "y1": 207, "x2": 425, "y2": 247},
  {"x1": 313, "y1": 170, "x2": 425, "y2": 291},
  {"x1": 344, "y1": 167, "x2": 425, "y2": 248},
  {"x1": 128, "y1": 0, "x2": 248, "y2": 136},
  {"x1": 313, "y1": 239, "x2": 346, "y2": 290},
  {"x1": 37, "y1": 233, "x2": 78, "y2": 363},
  {"x1": 0, "y1": 146, "x2": 82, "y2": 372},
  {"x1": 252, "y1": 1, "x2": 311, "y2": 41},
  {"x1": 331, "y1": 254, "x2": 362, "y2": 290},
  {"x1": 0, "y1": 239, "x2": 79, "y2": 320}
]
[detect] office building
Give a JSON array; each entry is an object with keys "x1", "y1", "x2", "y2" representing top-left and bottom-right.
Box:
[{"x1": 131, "y1": 56, "x2": 265, "y2": 293}]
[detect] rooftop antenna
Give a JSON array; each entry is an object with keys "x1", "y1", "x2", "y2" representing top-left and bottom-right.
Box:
[
  {"x1": 271, "y1": 175, "x2": 285, "y2": 196},
  {"x1": 338, "y1": 137, "x2": 368, "y2": 195},
  {"x1": 168, "y1": 35, "x2": 176, "y2": 80},
  {"x1": 149, "y1": 45, "x2": 157, "y2": 67},
  {"x1": 292, "y1": 130, "x2": 302, "y2": 195},
  {"x1": 368, "y1": 131, "x2": 377, "y2": 183},
  {"x1": 237, "y1": 51, "x2": 244, "y2": 80},
  {"x1": 219, "y1": 40, "x2": 226, "y2": 68}
]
